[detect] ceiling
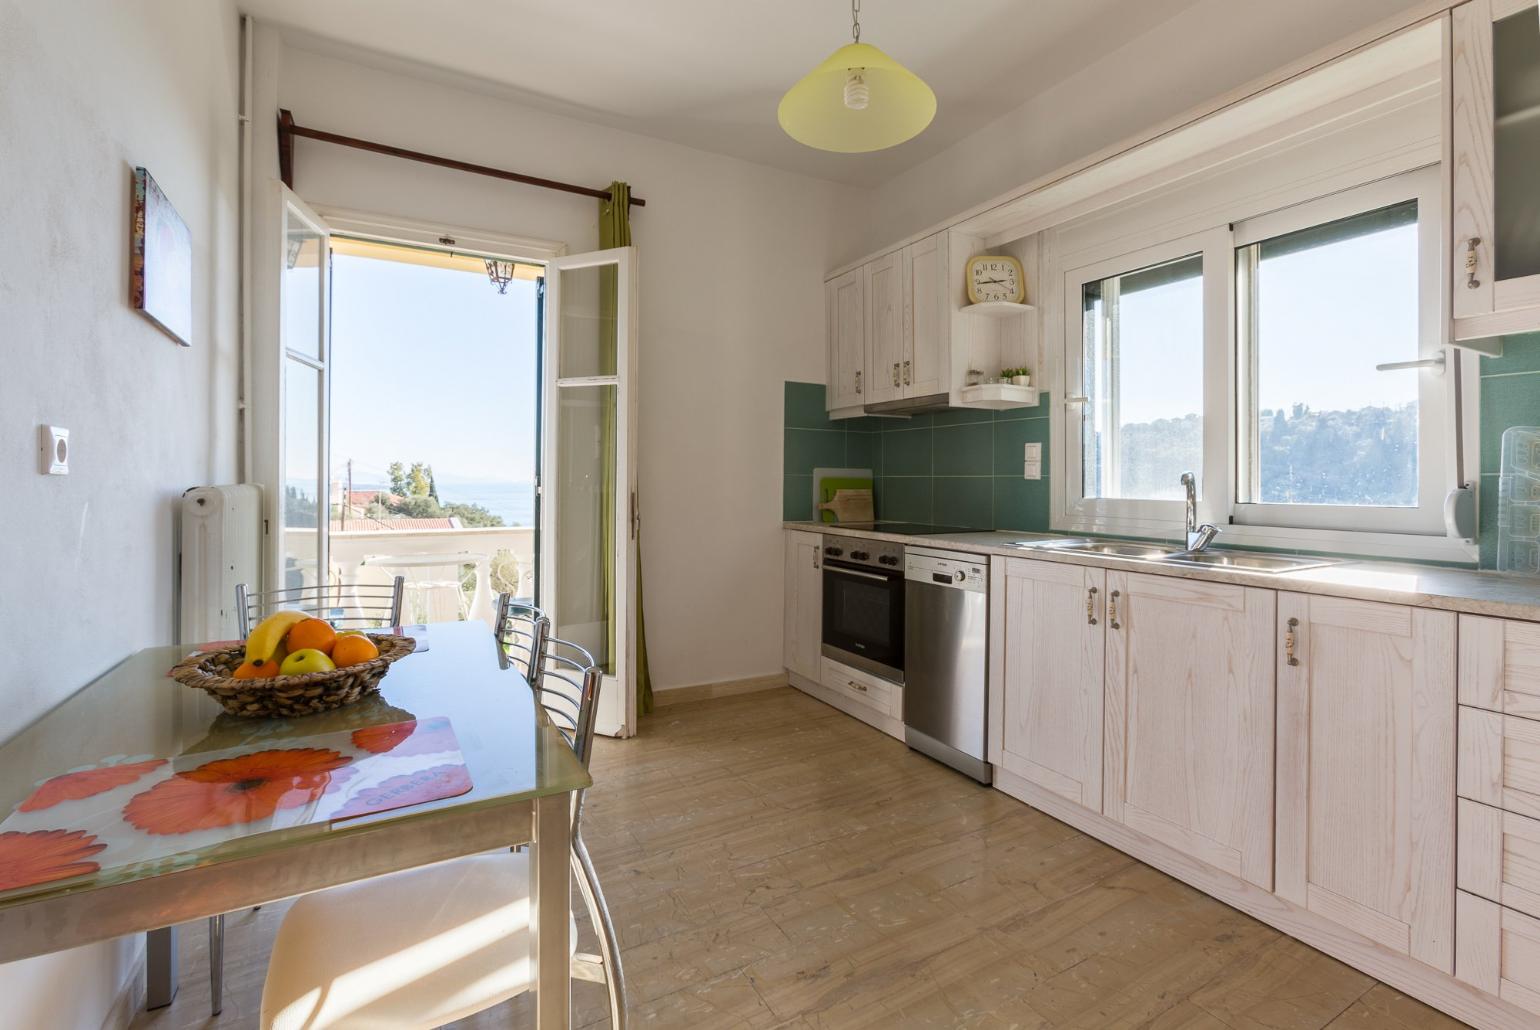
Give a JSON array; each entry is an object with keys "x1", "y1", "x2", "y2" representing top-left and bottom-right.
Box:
[{"x1": 239, "y1": 0, "x2": 1211, "y2": 186}]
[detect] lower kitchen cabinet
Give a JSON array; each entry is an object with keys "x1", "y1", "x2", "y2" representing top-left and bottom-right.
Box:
[
  {"x1": 1103, "y1": 571, "x2": 1276, "y2": 889},
  {"x1": 783, "y1": 530, "x2": 822, "y2": 683},
  {"x1": 996, "y1": 557, "x2": 1106, "y2": 811},
  {"x1": 1456, "y1": 890, "x2": 1540, "y2": 1018},
  {"x1": 1276, "y1": 592, "x2": 1456, "y2": 972}
]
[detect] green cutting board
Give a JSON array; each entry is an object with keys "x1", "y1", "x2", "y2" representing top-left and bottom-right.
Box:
[{"x1": 818, "y1": 476, "x2": 873, "y2": 522}]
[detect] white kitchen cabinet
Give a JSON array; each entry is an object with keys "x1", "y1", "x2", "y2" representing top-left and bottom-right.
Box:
[
  {"x1": 1103, "y1": 571, "x2": 1276, "y2": 889},
  {"x1": 825, "y1": 268, "x2": 865, "y2": 413},
  {"x1": 1451, "y1": 0, "x2": 1540, "y2": 342},
  {"x1": 783, "y1": 530, "x2": 822, "y2": 683},
  {"x1": 903, "y1": 232, "x2": 950, "y2": 398},
  {"x1": 865, "y1": 250, "x2": 904, "y2": 406},
  {"x1": 996, "y1": 557, "x2": 1105, "y2": 811},
  {"x1": 1276, "y1": 592, "x2": 1456, "y2": 971}
]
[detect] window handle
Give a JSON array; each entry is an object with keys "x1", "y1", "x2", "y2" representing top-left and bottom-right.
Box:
[
  {"x1": 1065, "y1": 395, "x2": 1089, "y2": 405},
  {"x1": 1375, "y1": 353, "x2": 1445, "y2": 376}
]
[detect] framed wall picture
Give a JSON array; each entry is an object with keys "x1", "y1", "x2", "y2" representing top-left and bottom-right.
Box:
[{"x1": 131, "y1": 167, "x2": 193, "y2": 346}]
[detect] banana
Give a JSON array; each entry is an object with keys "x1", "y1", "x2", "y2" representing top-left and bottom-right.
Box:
[{"x1": 245, "y1": 610, "x2": 311, "y2": 664}]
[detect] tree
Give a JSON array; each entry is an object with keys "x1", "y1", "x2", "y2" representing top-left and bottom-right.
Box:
[
  {"x1": 369, "y1": 459, "x2": 506, "y2": 528},
  {"x1": 387, "y1": 462, "x2": 407, "y2": 497}
]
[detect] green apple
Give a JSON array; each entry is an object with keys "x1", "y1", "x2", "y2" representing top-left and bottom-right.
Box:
[{"x1": 280, "y1": 648, "x2": 337, "y2": 676}]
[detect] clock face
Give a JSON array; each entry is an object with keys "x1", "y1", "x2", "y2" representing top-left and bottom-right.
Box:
[{"x1": 969, "y1": 257, "x2": 1023, "y2": 304}]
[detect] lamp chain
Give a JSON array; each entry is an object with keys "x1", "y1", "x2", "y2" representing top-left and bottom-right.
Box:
[{"x1": 851, "y1": 0, "x2": 860, "y2": 43}]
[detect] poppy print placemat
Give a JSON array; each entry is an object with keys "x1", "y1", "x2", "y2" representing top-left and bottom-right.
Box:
[{"x1": 0, "y1": 717, "x2": 470, "y2": 895}]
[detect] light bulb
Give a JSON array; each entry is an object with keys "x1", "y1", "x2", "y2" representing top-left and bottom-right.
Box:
[{"x1": 843, "y1": 69, "x2": 869, "y2": 111}]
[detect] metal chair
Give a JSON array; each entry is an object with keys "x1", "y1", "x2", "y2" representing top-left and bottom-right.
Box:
[
  {"x1": 234, "y1": 576, "x2": 406, "y2": 637},
  {"x1": 494, "y1": 592, "x2": 549, "y2": 683},
  {"x1": 258, "y1": 630, "x2": 628, "y2": 1030},
  {"x1": 206, "y1": 576, "x2": 406, "y2": 1016}
]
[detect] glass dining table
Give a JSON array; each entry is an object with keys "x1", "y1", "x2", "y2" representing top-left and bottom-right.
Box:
[{"x1": 0, "y1": 619, "x2": 590, "y2": 1028}]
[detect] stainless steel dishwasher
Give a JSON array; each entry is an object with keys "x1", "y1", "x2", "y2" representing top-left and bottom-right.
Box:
[{"x1": 903, "y1": 546, "x2": 991, "y2": 783}]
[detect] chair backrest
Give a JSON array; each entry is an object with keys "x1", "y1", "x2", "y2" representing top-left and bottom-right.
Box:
[
  {"x1": 235, "y1": 577, "x2": 406, "y2": 637},
  {"x1": 533, "y1": 635, "x2": 603, "y2": 771},
  {"x1": 493, "y1": 593, "x2": 549, "y2": 683}
]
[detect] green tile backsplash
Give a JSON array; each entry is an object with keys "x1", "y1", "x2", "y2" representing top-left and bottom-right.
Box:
[
  {"x1": 1480, "y1": 334, "x2": 1540, "y2": 568},
  {"x1": 783, "y1": 381, "x2": 1051, "y2": 531}
]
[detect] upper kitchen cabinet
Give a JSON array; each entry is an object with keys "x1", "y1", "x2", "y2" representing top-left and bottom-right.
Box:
[
  {"x1": 825, "y1": 267, "x2": 866, "y2": 413},
  {"x1": 1452, "y1": 0, "x2": 1540, "y2": 343},
  {"x1": 862, "y1": 232, "x2": 952, "y2": 411}
]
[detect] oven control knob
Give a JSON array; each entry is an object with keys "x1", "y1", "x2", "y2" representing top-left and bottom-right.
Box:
[
  {"x1": 879, "y1": 555, "x2": 898, "y2": 565},
  {"x1": 825, "y1": 546, "x2": 843, "y2": 557},
  {"x1": 850, "y1": 550, "x2": 869, "y2": 561}
]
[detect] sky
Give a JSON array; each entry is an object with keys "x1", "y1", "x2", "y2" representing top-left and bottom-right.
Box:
[
  {"x1": 329, "y1": 251, "x2": 539, "y2": 490},
  {"x1": 1112, "y1": 221, "x2": 1420, "y2": 426}
]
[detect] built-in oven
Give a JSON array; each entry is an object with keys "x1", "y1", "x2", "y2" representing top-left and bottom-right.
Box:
[{"x1": 821, "y1": 535, "x2": 905, "y2": 683}]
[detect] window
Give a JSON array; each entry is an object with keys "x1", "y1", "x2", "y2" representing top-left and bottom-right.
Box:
[
  {"x1": 1059, "y1": 168, "x2": 1457, "y2": 551},
  {"x1": 1232, "y1": 170, "x2": 1446, "y2": 534},
  {"x1": 1081, "y1": 254, "x2": 1205, "y2": 502}
]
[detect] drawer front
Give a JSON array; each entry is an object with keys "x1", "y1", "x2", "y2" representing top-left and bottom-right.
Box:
[
  {"x1": 1456, "y1": 890, "x2": 1540, "y2": 1017},
  {"x1": 821, "y1": 657, "x2": 899, "y2": 718},
  {"x1": 1460, "y1": 706, "x2": 1540, "y2": 819},
  {"x1": 1459, "y1": 798, "x2": 1540, "y2": 920},
  {"x1": 1460, "y1": 615, "x2": 1540, "y2": 718}
]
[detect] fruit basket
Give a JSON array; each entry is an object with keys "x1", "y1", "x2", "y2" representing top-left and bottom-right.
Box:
[{"x1": 171, "y1": 634, "x2": 417, "y2": 718}]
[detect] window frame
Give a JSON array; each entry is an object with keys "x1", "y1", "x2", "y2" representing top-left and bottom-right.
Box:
[
  {"x1": 1229, "y1": 168, "x2": 1450, "y2": 537},
  {"x1": 1060, "y1": 228, "x2": 1233, "y2": 537}
]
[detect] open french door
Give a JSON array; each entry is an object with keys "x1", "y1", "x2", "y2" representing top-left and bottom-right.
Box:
[
  {"x1": 251, "y1": 182, "x2": 332, "y2": 597},
  {"x1": 539, "y1": 246, "x2": 638, "y2": 738}
]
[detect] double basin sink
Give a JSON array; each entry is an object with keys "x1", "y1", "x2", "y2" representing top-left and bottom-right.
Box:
[{"x1": 1010, "y1": 538, "x2": 1340, "y2": 575}]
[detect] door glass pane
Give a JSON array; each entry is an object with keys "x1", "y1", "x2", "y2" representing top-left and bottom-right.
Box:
[
  {"x1": 1494, "y1": 10, "x2": 1540, "y2": 282},
  {"x1": 554, "y1": 383, "x2": 616, "y2": 673},
  {"x1": 555, "y1": 264, "x2": 616, "y2": 379},
  {"x1": 1081, "y1": 254, "x2": 1204, "y2": 501},
  {"x1": 283, "y1": 359, "x2": 320, "y2": 590},
  {"x1": 1244, "y1": 201, "x2": 1419, "y2": 506},
  {"x1": 284, "y1": 222, "x2": 323, "y2": 360}
]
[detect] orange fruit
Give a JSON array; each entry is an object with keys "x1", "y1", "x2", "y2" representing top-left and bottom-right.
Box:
[
  {"x1": 331, "y1": 634, "x2": 380, "y2": 668},
  {"x1": 285, "y1": 618, "x2": 337, "y2": 656},
  {"x1": 233, "y1": 658, "x2": 281, "y2": 679}
]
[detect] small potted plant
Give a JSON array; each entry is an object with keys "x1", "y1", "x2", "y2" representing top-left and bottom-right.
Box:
[{"x1": 1001, "y1": 367, "x2": 1032, "y2": 387}]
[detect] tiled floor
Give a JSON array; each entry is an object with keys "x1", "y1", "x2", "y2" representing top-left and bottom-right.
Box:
[{"x1": 132, "y1": 687, "x2": 1461, "y2": 1028}]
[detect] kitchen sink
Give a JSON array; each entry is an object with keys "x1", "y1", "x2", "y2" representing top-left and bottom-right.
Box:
[
  {"x1": 1012, "y1": 538, "x2": 1340, "y2": 574},
  {"x1": 1158, "y1": 551, "x2": 1340, "y2": 573}
]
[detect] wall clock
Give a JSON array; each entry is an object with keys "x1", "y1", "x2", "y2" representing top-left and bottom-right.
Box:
[{"x1": 966, "y1": 254, "x2": 1026, "y2": 305}]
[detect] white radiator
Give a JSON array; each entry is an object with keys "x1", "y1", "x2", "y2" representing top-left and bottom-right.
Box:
[{"x1": 179, "y1": 484, "x2": 262, "y2": 644}]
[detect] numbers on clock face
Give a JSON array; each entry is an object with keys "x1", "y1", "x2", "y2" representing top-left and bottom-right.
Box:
[{"x1": 971, "y1": 258, "x2": 1020, "y2": 302}]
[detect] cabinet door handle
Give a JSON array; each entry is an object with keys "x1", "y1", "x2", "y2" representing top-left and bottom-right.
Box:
[
  {"x1": 855, "y1": 369, "x2": 862, "y2": 395},
  {"x1": 892, "y1": 362, "x2": 900, "y2": 387},
  {"x1": 1109, "y1": 590, "x2": 1121, "y2": 630},
  {"x1": 1086, "y1": 586, "x2": 1099, "y2": 626},
  {"x1": 903, "y1": 360, "x2": 912, "y2": 385},
  {"x1": 1466, "y1": 237, "x2": 1482, "y2": 290},
  {"x1": 1285, "y1": 617, "x2": 1300, "y2": 667},
  {"x1": 848, "y1": 679, "x2": 868, "y2": 693}
]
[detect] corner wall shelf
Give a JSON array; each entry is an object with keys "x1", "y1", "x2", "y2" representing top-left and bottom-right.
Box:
[
  {"x1": 958, "y1": 383, "x2": 1040, "y2": 410},
  {"x1": 963, "y1": 300, "x2": 1035, "y2": 319}
]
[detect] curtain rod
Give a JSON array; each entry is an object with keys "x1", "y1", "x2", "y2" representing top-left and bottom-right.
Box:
[{"x1": 277, "y1": 109, "x2": 645, "y2": 207}]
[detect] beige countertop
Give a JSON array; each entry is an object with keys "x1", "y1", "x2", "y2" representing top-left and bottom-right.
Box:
[{"x1": 785, "y1": 521, "x2": 1540, "y2": 622}]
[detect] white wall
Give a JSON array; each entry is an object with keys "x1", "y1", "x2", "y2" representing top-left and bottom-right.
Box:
[
  {"x1": 274, "y1": 42, "x2": 865, "y2": 694},
  {"x1": 0, "y1": 0, "x2": 241, "y2": 1024},
  {"x1": 853, "y1": 0, "x2": 1423, "y2": 258}
]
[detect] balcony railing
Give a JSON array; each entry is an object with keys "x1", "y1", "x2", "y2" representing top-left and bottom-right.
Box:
[{"x1": 285, "y1": 525, "x2": 534, "y2": 627}]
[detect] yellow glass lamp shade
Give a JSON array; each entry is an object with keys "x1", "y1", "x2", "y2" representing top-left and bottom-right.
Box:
[{"x1": 778, "y1": 42, "x2": 936, "y2": 153}]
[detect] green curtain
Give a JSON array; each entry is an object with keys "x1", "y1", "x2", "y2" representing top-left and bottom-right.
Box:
[{"x1": 599, "y1": 181, "x2": 653, "y2": 716}]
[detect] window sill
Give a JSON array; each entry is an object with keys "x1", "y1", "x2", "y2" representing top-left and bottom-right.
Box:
[{"x1": 1053, "y1": 516, "x2": 1478, "y2": 566}]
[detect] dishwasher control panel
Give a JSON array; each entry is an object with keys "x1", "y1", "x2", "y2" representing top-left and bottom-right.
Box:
[{"x1": 905, "y1": 548, "x2": 988, "y2": 592}]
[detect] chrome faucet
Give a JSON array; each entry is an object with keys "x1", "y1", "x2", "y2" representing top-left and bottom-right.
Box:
[{"x1": 1181, "y1": 471, "x2": 1220, "y2": 552}]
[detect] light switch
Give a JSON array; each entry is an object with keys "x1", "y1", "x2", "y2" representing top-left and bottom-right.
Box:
[
  {"x1": 40, "y1": 425, "x2": 69, "y2": 475},
  {"x1": 1023, "y1": 442, "x2": 1041, "y2": 480}
]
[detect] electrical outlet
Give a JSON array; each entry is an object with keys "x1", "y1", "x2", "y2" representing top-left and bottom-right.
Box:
[
  {"x1": 40, "y1": 425, "x2": 69, "y2": 475},
  {"x1": 1023, "y1": 442, "x2": 1041, "y2": 480}
]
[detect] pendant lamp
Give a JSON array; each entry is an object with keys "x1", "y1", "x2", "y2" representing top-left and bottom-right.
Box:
[{"x1": 778, "y1": 0, "x2": 936, "y2": 153}]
